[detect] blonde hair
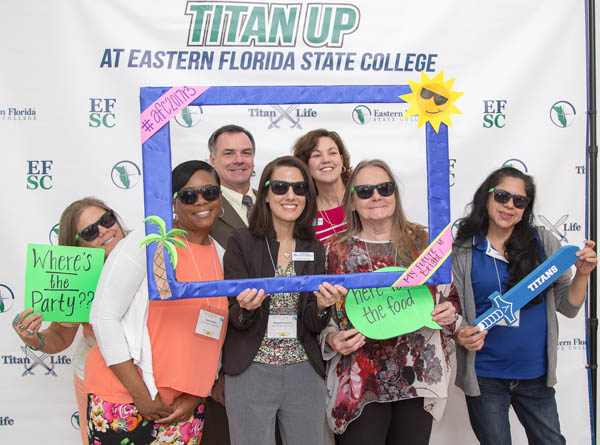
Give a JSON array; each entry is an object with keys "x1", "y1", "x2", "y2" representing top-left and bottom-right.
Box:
[{"x1": 335, "y1": 159, "x2": 427, "y2": 262}]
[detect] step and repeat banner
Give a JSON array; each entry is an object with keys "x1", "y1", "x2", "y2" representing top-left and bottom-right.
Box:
[{"x1": 0, "y1": 1, "x2": 592, "y2": 443}]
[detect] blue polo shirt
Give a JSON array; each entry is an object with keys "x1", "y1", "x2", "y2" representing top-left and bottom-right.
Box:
[{"x1": 471, "y1": 236, "x2": 547, "y2": 380}]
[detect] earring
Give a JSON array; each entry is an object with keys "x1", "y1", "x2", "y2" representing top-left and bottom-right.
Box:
[
  {"x1": 220, "y1": 207, "x2": 225, "y2": 217},
  {"x1": 342, "y1": 166, "x2": 347, "y2": 173},
  {"x1": 173, "y1": 212, "x2": 178, "y2": 222}
]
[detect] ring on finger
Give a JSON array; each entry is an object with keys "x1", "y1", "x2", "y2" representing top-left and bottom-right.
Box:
[
  {"x1": 18, "y1": 324, "x2": 25, "y2": 331},
  {"x1": 28, "y1": 329, "x2": 35, "y2": 335}
]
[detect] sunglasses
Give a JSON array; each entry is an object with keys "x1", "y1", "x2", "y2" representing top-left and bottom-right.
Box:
[
  {"x1": 75, "y1": 210, "x2": 117, "y2": 242},
  {"x1": 264, "y1": 180, "x2": 308, "y2": 196},
  {"x1": 488, "y1": 188, "x2": 530, "y2": 209},
  {"x1": 351, "y1": 182, "x2": 395, "y2": 199},
  {"x1": 420, "y1": 87, "x2": 448, "y2": 106},
  {"x1": 174, "y1": 186, "x2": 220, "y2": 204}
]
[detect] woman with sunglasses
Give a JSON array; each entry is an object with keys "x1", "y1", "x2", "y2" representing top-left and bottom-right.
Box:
[
  {"x1": 222, "y1": 155, "x2": 343, "y2": 445},
  {"x1": 293, "y1": 129, "x2": 352, "y2": 242},
  {"x1": 12, "y1": 197, "x2": 126, "y2": 444},
  {"x1": 85, "y1": 160, "x2": 228, "y2": 444},
  {"x1": 321, "y1": 159, "x2": 459, "y2": 445},
  {"x1": 452, "y1": 166, "x2": 597, "y2": 444}
]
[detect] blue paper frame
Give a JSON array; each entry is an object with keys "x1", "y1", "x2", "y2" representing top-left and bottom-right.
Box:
[{"x1": 140, "y1": 85, "x2": 451, "y2": 300}]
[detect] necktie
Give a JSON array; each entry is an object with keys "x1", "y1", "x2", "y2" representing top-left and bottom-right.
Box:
[{"x1": 242, "y1": 195, "x2": 254, "y2": 222}]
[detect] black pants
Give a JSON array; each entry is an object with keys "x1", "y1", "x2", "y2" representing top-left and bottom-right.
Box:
[{"x1": 338, "y1": 398, "x2": 433, "y2": 445}]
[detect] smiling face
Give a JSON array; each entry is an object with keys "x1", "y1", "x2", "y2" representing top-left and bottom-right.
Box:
[
  {"x1": 351, "y1": 166, "x2": 396, "y2": 224},
  {"x1": 307, "y1": 136, "x2": 344, "y2": 187},
  {"x1": 209, "y1": 131, "x2": 254, "y2": 194},
  {"x1": 174, "y1": 170, "x2": 222, "y2": 236},
  {"x1": 76, "y1": 206, "x2": 124, "y2": 257},
  {"x1": 487, "y1": 176, "x2": 527, "y2": 234},
  {"x1": 267, "y1": 166, "x2": 307, "y2": 227},
  {"x1": 416, "y1": 83, "x2": 451, "y2": 116}
]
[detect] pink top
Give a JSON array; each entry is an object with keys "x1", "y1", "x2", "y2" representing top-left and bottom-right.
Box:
[
  {"x1": 85, "y1": 239, "x2": 228, "y2": 405},
  {"x1": 314, "y1": 205, "x2": 348, "y2": 242}
]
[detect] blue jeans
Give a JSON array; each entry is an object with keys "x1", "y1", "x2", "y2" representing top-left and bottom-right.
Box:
[{"x1": 465, "y1": 375, "x2": 565, "y2": 445}]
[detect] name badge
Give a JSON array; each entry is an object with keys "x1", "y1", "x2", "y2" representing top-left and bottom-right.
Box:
[
  {"x1": 267, "y1": 315, "x2": 297, "y2": 339},
  {"x1": 195, "y1": 310, "x2": 224, "y2": 340},
  {"x1": 498, "y1": 310, "x2": 520, "y2": 327},
  {"x1": 292, "y1": 251, "x2": 314, "y2": 261},
  {"x1": 313, "y1": 218, "x2": 323, "y2": 226}
]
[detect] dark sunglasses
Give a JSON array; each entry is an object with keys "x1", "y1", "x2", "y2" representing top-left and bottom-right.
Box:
[
  {"x1": 420, "y1": 87, "x2": 448, "y2": 106},
  {"x1": 264, "y1": 180, "x2": 308, "y2": 196},
  {"x1": 75, "y1": 210, "x2": 117, "y2": 242},
  {"x1": 174, "y1": 186, "x2": 221, "y2": 204},
  {"x1": 351, "y1": 182, "x2": 395, "y2": 199},
  {"x1": 488, "y1": 188, "x2": 530, "y2": 209}
]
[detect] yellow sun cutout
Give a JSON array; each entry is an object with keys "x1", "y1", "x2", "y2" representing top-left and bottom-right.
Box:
[{"x1": 400, "y1": 71, "x2": 463, "y2": 133}]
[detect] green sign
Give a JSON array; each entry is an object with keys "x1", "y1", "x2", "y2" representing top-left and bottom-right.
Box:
[
  {"x1": 345, "y1": 267, "x2": 441, "y2": 339},
  {"x1": 24, "y1": 244, "x2": 105, "y2": 322}
]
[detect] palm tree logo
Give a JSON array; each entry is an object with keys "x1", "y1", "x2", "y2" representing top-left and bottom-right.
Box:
[{"x1": 139, "y1": 216, "x2": 188, "y2": 299}]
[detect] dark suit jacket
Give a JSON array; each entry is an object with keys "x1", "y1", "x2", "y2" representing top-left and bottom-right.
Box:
[
  {"x1": 222, "y1": 228, "x2": 332, "y2": 377},
  {"x1": 209, "y1": 189, "x2": 257, "y2": 248}
]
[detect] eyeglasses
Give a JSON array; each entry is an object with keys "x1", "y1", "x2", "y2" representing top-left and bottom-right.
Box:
[
  {"x1": 75, "y1": 210, "x2": 117, "y2": 242},
  {"x1": 351, "y1": 182, "x2": 395, "y2": 199},
  {"x1": 420, "y1": 87, "x2": 448, "y2": 106},
  {"x1": 264, "y1": 180, "x2": 308, "y2": 196},
  {"x1": 488, "y1": 188, "x2": 530, "y2": 209},
  {"x1": 174, "y1": 186, "x2": 221, "y2": 204}
]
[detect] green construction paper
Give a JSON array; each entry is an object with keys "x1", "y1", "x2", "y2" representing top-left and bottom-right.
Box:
[
  {"x1": 345, "y1": 267, "x2": 441, "y2": 339},
  {"x1": 24, "y1": 244, "x2": 105, "y2": 322}
]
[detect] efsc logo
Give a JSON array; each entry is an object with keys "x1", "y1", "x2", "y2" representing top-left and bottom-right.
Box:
[
  {"x1": 502, "y1": 158, "x2": 528, "y2": 173},
  {"x1": 111, "y1": 161, "x2": 142, "y2": 189},
  {"x1": 185, "y1": 3, "x2": 360, "y2": 48},
  {"x1": 352, "y1": 104, "x2": 417, "y2": 125},
  {"x1": 557, "y1": 337, "x2": 586, "y2": 351},
  {"x1": 550, "y1": 101, "x2": 576, "y2": 128},
  {"x1": 26, "y1": 160, "x2": 53, "y2": 190},
  {"x1": 89, "y1": 98, "x2": 116, "y2": 128},
  {"x1": 249, "y1": 105, "x2": 317, "y2": 129},
  {"x1": 352, "y1": 105, "x2": 372, "y2": 125},
  {"x1": 0, "y1": 107, "x2": 37, "y2": 121},
  {"x1": 49, "y1": 223, "x2": 60, "y2": 245},
  {"x1": 483, "y1": 100, "x2": 506, "y2": 128},
  {"x1": 174, "y1": 106, "x2": 204, "y2": 127},
  {"x1": 0, "y1": 284, "x2": 15, "y2": 314}
]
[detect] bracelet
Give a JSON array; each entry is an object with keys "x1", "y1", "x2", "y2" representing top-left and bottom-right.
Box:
[{"x1": 30, "y1": 332, "x2": 45, "y2": 351}]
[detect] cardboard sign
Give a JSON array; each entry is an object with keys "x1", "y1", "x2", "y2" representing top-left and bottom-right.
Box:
[
  {"x1": 345, "y1": 267, "x2": 441, "y2": 339},
  {"x1": 24, "y1": 244, "x2": 105, "y2": 322}
]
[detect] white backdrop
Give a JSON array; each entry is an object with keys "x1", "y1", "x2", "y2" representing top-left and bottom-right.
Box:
[{"x1": 0, "y1": 1, "x2": 594, "y2": 443}]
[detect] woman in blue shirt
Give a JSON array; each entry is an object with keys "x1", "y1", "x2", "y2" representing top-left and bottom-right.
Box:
[{"x1": 452, "y1": 167, "x2": 596, "y2": 445}]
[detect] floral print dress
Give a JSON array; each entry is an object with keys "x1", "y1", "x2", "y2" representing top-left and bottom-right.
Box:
[{"x1": 325, "y1": 237, "x2": 459, "y2": 434}]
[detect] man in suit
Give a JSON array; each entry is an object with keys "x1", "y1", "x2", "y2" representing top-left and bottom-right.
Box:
[
  {"x1": 203, "y1": 124, "x2": 257, "y2": 445},
  {"x1": 208, "y1": 124, "x2": 257, "y2": 249}
]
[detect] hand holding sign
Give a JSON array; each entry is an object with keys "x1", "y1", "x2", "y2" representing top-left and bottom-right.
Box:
[
  {"x1": 24, "y1": 244, "x2": 105, "y2": 322},
  {"x1": 345, "y1": 267, "x2": 442, "y2": 340}
]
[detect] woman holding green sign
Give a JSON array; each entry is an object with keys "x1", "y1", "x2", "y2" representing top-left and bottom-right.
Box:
[
  {"x1": 453, "y1": 166, "x2": 597, "y2": 445},
  {"x1": 321, "y1": 159, "x2": 459, "y2": 445},
  {"x1": 12, "y1": 197, "x2": 126, "y2": 444}
]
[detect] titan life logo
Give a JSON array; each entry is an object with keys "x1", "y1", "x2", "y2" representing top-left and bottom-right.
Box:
[
  {"x1": 174, "y1": 106, "x2": 204, "y2": 127},
  {"x1": 26, "y1": 160, "x2": 53, "y2": 190},
  {"x1": 0, "y1": 106, "x2": 37, "y2": 121},
  {"x1": 0, "y1": 284, "x2": 15, "y2": 314},
  {"x1": 111, "y1": 160, "x2": 142, "y2": 189},
  {"x1": 483, "y1": 100, "x2": 506, "y2": 128},
  {"x1": 550, "y1": 101, "x2": 576, "y2": 128},
  {"x1": 536, "y1": 214, "x2": 581, "y2": 244},
  {"x1": 89, "y1": 98, "x2": 116, "y2": 128},
  {"x1": 351, "y1": 105, "x2": 417, "y2": 125},
  {"x1": 248, "y1": 105, "x2": 317, "y2": 129},
  {"x1": 185, "y1": 2, "x2": 360, "y2": 48},
  {"x1": 0, "y1": 416, "x2": 14, "y2": 426},
  {"x1": 1, "y1": 347, "x2": 71, "y2": 377},
  {"x1": 502, "y1": 158, "x2": 528, "y2": 173}
]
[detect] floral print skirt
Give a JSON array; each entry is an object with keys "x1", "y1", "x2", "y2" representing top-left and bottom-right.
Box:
[{"x1": 87, "y1": 394, "x2": 204, "y2": 444}]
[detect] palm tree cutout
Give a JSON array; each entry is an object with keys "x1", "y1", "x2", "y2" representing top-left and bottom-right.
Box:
[{"x1": 139, "y1": 215, "x2": 188, "y2": 299}]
